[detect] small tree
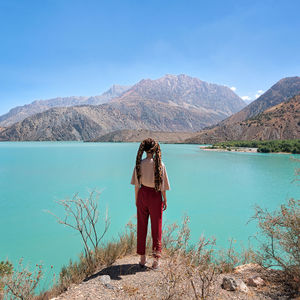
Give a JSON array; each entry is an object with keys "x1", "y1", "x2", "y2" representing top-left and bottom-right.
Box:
[{"x1": 48, "y1": 191, "x2": 110, "y2": 265}]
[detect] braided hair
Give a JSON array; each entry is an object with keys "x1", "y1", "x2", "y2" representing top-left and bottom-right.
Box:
[{"x1": 135, "y1": 138, "x2": 163, "y2": 191}]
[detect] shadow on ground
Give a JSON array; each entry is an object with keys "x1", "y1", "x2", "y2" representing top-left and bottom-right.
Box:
[{"x1": 85, "y1": 264, "x2": 150, "y2": 281}]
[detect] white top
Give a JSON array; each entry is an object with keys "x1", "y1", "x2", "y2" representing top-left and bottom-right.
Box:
[{"x1": 131, "y1": 158, "x2": 170, "y2": 191}]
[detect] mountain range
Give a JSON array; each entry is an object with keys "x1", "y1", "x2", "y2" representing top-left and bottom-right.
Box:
[
  {"x1": 0, "y1": 74, "x2": 246, "y2": 141},
  {"x1": 186, "y1": 77, "x2": 300, "y2": 143},
  {"x1": 1, "y1": 74, "x2": 299, "y2": 143},
  {"x1": 0, "y1": 85, "x2": 131, "y2": 127}
]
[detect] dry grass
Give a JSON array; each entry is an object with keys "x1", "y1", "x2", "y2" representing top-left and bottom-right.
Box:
[
  {"x1": 159, "y1": 216, "x2": 219, "y2": 299},
  {"x1": 159, "y1": 216, "x2": 259, "y2": 300}
]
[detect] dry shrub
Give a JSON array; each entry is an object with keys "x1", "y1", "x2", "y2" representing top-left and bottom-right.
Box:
[
  {"x1": 38, "y1": 191, "x2": 111, "y2": 298},
  {"x1": 162, "y1": 222, "x2": 178, "y2": 249},
  {"x1": 47, "y1": 191, "x2": 110, "y2": 266},
  {"x1": 1, "y1": 259, "x2": 42, "y2": 300},
  {"x1": 159, "y1": 216, "x2": 220, "y2": 300},
  {"x1": 159, "y1": 216, "x2": 257, "y2": 299},
  {"x1": 189, "y1": 236, "x2": 219, "y2": 299},
  {"x1": 252, "y1": 198, "x2": 300, "y2": 292}
]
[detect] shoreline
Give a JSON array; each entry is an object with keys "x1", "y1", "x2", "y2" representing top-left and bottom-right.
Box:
[
  {"x1": 200, "y1": 146, "x2": 258, "y2": 153},
  {"x1": 199, "y1": 146, "x2": 293, "y2": 154}
]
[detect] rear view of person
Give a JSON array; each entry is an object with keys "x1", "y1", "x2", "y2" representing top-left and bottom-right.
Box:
[{"x1": 131, "y1": 138, "x2": 170, "y2": 270}]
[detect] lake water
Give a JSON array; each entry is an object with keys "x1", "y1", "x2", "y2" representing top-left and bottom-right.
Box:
[{"x1": 0, "y1": 142, "x2": 299, "y2": 290}]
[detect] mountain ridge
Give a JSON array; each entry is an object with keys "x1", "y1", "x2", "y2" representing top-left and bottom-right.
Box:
[
  {"x1": 0, "y1": 85, "x2": 131, "y2": 127},
  {"x1": 0, "y1": 74, "x2": 245, "y2": 141},
  {"x1": 111, "y1": 74, "x2": 246, "y2": 115}
]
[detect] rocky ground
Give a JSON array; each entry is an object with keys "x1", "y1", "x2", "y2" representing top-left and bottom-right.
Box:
[{"x1": 50, "y1": 255, "x2": 299, "y2": 300}]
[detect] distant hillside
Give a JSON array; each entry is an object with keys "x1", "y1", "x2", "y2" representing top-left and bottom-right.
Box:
[
  {"x1": 185, "y1": 94, "x2": 300, "y2": 143},
  {"x1": 89, "y1": 129, "x2": 194, "y2": 143},
  {"x1": 0, "y1": 105, "x2": 139, "y2": 141},
  {"x1": 0, "y1": 74, "x2": 246, "y2": 141},
  {"x1": 185, "y1": 77, "x2": 300, "y2": 143},
  {"x1": 0, "y1": 85, "x2": 130, "y2": 127},
  {"x1": 221, "y1": 76, "x2": 300, "y2": 125},
  {"x1": 0, "y1": 101, "x2": 219, "y2": 141}
]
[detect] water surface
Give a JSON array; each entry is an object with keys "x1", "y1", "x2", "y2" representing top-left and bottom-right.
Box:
[{"x1": 0, "y1": 142, "x2": 298, "y2": 289}]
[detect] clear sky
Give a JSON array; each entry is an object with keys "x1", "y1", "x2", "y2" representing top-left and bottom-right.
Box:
[{"x1": 0, "y1": 0, "x2": 299, "y2": 115}]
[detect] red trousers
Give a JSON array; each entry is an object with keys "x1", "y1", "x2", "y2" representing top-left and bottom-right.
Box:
[{"x1": 137, "y1": 185, "x2": 163, "y2": 258}]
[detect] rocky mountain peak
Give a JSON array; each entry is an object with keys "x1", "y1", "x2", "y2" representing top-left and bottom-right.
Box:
[
  {"x1": 114, "y1": 74, "x2": 245, "y2": 115},
  {"x1": 103, "y1": 84, "x2": 131, "y2": 97}
]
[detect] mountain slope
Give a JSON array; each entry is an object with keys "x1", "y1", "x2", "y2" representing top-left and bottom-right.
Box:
[
  {"x1": 185, "y1": 94, "x2": 300, "y2": 143},
  {"x1": 0, "y1": 105, "x2": 139, "y2": 141},
  {"x1": 185, "y1": 77, "x2": 300, "y2": 143},
  {"x1": 0, "y1": 85, "x2": 130, "y2": 127},
  {"x1": 221, "y1": 76, "x2": 300, "y2": 125},
  {"x1": 0, "y1": 100, "x2": 220, "y2": 141},
  {"x1": 90, "y1": 129, "x2": 194, "y2": 143}
]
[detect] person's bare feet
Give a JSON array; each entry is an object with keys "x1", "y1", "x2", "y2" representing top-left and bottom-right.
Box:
[
  {"x1": 152, "y1": 258, "x2": 159, "y2": 270},
  {"x1": 139, "y1": 255, "x2": 146, "y2": 267}
]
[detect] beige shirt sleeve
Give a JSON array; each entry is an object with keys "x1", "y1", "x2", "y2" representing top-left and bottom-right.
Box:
[
  {"x1": 130, "y1": 167, "x2": 139, "y2": 186},
  {"x1": 161, "y1": 163, "x2": 170, "y2": 191}
]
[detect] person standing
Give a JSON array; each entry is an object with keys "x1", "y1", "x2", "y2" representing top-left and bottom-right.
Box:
[{"x1": 131, "y1": 138, "x2": 170, "y2": 270}]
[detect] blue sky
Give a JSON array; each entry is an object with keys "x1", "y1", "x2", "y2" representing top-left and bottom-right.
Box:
[{"x1": 0, "y1": 0, "x2": 299, "y2": 115}]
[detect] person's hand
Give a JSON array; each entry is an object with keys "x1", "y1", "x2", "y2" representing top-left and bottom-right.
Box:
[{"x1": 163, "y1": 200, "x2": 167, "y2": 211}]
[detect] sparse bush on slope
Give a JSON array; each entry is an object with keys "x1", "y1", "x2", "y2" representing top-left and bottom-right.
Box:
[{"x1": 252, "y1": 198, "x2": 300, "y2": 292}]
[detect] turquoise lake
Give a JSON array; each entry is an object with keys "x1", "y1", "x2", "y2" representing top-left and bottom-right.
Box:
[{"x1": 0, "y1": 142, "x2": 299, "y2": 290}]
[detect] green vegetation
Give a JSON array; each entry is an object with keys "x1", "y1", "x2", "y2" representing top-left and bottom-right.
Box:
[
  {"x1": 0, "y1": 261, "x2": 13, "y2": 278},
  {"x1": 212, "y1": 139, "x2": 300, "y2": 154},
  {"x1": 0, "y1": 261, "x2": 13, "y2": 294}
]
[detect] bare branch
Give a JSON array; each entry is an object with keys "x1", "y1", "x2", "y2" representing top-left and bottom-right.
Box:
[{"x1": 46, "y1": 191, "x2": 110, "y2": 263}]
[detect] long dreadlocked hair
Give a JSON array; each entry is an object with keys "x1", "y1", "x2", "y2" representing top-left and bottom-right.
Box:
[{"x1": 135, "y1": 138, "x2": 163, "y2": 191}]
